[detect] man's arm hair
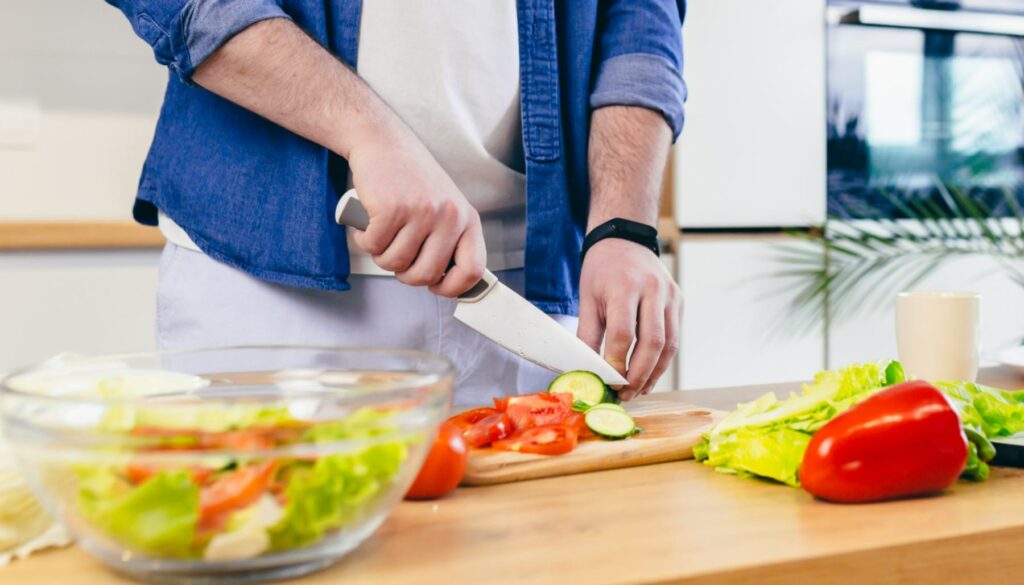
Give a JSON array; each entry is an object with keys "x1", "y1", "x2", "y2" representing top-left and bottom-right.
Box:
[
  {"x1": 193, "y1": 18, "x2": 401, "y2": 158},
  {"x1": 587, "y1": 105, "x2": 671, "y2": 230}
]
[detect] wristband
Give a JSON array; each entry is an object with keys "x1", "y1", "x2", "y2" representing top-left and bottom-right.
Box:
[{"x1": 581, "y1": 218, "x2": 660, "y2": 262}]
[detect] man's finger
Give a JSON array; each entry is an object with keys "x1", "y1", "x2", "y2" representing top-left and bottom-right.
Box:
[
  {"x1": 576, "y1": 290, "x2": 605, "y2": 353},
  {"x1": 643, "y1": 297, "x2": 681, "y2": 394},
  {"x1": 372, "y1": 222, "x2": 429, "y2": 273},
  {"x1": 397, "y1": 223, "x2": 460, "y2": 287},
  {"x1": 429, "y1": 226, "x2": 486, "y2": 297},
  {"x1": 602, "y1": 293, "x2": 638, "y2": 383},
  {"x1": 626, "y1": 290, "x2": 666, "y2": 393},
  {"x1": 352, "y1": 206, "x2": 403, "y2": 256}
]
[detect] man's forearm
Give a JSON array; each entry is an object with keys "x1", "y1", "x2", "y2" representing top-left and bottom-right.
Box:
[
  {"x1": 192, "y1": 18, "x2": 399, "y2": 158},
  {"x1": 587, "y1": 106, "x2": 672, "y2": 230}
]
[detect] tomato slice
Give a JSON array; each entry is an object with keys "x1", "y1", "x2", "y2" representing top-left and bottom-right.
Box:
[
  {"x1": 504, "y1": 393, "x2": 572, "y2": 432},
  {"x1": 561, "y1": 412, "x2": 595, "y2": 440},
  {"x1": 492, "y1": 396, "x2": 511, "y2": 412},
  {"x1": 448, "y1": 408, "x2": 500, "y2": 432},
  {"x1": 464, "y1": 413, "x2": 514, "y2": 447},
  {"x1": 492, "y1": 424, "x2": 579, "y2": 456},
  {"x1": 199, "y1": 461, "x2": 276, "y2": 527},
  {"x1": 125, "y1": 463, "x2": 215, "y2": 486}
]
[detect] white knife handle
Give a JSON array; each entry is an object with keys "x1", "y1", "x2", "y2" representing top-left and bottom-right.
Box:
[{"x1": 335, "y1": 189, "x2": 496, "y2": 302}]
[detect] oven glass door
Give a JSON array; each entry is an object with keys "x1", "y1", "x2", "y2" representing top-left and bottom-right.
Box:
[{"x1": 827, "y1": 3, "x2": 1024, "y2": 218}]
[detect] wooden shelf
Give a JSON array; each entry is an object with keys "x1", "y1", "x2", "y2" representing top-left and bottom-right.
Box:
[{"x1": 0, "y1": 221, "x2": 165, "y2": 250}]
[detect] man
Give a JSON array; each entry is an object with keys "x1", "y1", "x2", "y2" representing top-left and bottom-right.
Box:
[{"x1": 108, "y1": 1, "x2": 686, "y2": 405}]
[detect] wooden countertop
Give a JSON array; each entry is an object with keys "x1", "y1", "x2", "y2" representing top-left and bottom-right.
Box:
[{"x1": 7, "y1": 367, "x2": 1024, "y2": 585}]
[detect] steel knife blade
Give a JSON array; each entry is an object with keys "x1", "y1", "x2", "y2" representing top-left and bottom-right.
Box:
[{"x1": 335, "y1": 189, "x2": 628, "y2": 386}]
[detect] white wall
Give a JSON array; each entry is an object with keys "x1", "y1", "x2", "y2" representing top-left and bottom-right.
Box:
[
  {"x1": 829, "y1": 256, "x2": 1024, "y2": 368},
  {"x1": 0, "y1": 2, "x2": 165, "y2": 369},
  {"x1": 0, "y1": 1, "x2": 164, "y2": 219}
]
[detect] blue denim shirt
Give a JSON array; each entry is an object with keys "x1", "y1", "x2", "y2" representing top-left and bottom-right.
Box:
[{"x1": 107, "y1": 0, "x2": 686, "y2": 316}]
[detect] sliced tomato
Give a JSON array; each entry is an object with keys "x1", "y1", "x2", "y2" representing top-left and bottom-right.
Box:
[
  {"x1": 125, "y1": 463, "x2": 215, "y2": 486},
  {"x1": 199, "y1": 461, "x2": 276, "y2": 527},
  {"x1": 448, "y1": 408, "x2": 500, "y2": 432},
  {"x1": 492, "y1": 396, "x2": 511, "y2": 412},
  {"x1": 561, "y1": 412, "x2": 595, "y2": 440},
  {"x1": 504, "y1": 393, "x2": 572, "y2": 432},
  {"x1": 464, "y1": 412, "x2": 514, "y2": 447},
  {"x1": 201, "y1": 430, "x2": 275, "y2": 451},
  {"x1": 492, "y1": 424, "x2": 579, "y2": 456}
]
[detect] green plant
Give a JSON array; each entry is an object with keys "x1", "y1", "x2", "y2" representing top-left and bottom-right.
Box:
[{"x1": 778, "y1": 184, "x2": 1024, "y2": 330}]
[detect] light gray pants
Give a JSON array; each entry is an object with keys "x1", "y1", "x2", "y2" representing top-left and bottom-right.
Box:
[{"x1": 156, "y1": 243, "x2": 577, "y2": 405}]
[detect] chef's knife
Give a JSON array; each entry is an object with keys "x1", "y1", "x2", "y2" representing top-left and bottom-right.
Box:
[{"x1": 335, "y1": 189, "x2": 628, "y2": 386}]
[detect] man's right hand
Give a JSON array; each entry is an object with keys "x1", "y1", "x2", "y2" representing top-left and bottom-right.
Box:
[
  {"x1": 346, "y1": 123, "x2": 486, "y2": 298},
  {"x1": 191, "y1": 18, "x2": 485, "y2": 298}
]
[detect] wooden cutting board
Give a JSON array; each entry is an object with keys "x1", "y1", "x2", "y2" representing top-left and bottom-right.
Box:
[{"x1": 461, "y1": 400, "x2": 723, "y2": 486}]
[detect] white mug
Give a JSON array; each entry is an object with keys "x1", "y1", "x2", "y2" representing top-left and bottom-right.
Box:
[{"x1": 895, "y1": 291, "x2": 980, "y2": 382}]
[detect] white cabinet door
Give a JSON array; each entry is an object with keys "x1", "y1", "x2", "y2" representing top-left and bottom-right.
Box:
[
  {"x1": 678, "y1": 236, "x2": 825, "y2": 389},
  {"x1": 0, "y1": 250, "x2": 160, "y2": 371},
  {"x1": 674, "y1": 0, "x2": 827, "y2": 228},
  {"x1": 829, "y1": 256, "x2": 1024, "y2": 370}
]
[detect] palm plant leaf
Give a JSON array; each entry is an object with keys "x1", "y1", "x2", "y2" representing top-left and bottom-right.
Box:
[{"x1": 774, "y1": 185, "x2": 1024, "y2": 333}]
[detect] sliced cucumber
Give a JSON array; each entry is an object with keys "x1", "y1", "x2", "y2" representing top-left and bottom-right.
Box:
[
  {"x1": 584, "y1": 407, "x2": 637, "y2": 440},
  {"x1": 548, "y1": 370, "x2": 608, "y2": 407},
  {"x1": 586, "y1": 402, "x2": 627, "y2": 414}
]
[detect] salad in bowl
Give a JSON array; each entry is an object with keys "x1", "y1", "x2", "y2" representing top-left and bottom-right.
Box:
[{"x1": 0, "y1": 347, "x2": 452, "y2": 583}]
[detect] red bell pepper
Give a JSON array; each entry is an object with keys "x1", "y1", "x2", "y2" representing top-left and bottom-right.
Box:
[{"x1": 800, "y1": 380, "x2": 968, "y2": 503}]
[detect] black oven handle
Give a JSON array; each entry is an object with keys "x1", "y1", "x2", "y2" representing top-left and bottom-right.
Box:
[{"x1": 828, "y1": 4, "x2": 1024, "y2": 37}]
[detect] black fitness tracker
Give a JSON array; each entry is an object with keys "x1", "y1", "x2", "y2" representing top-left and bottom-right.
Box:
[{"x1": 581, "y1": 218, "x2": 660, "y2": 261}]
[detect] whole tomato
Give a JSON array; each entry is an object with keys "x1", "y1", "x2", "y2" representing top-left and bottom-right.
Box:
[{"x1": 405, "y1": 421, "x2": 468, "y2": 500}]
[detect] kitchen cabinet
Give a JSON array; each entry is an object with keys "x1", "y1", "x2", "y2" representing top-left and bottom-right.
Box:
[
  {"x1": 829, "y1": 255, "x2": 1024, "y2": 368},
  {"x1": 0, "y1": 250, "x2": 160, "y2": 371},
  {"x1": 675, "y1": 0, "x2": 827, "y2": 229},
  {"x1": 677, "y1": 235, "x2": 825, "y2": 389}
]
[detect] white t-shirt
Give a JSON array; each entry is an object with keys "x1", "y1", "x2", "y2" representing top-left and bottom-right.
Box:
[{"x1": 161, "y1": 2, "x2": 527, "y2": 274}]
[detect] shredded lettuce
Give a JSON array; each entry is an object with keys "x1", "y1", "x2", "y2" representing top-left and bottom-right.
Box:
[
  {"x1": 77, "y1": 404, "x2": 410, "y2": 559},
  {"x1": 935, "y1": 381, "x2": 1024, "y2": 480},
  {"x1": 695, "y1": 360, "x2": 904, "y2": 485},
  {"x1": 268, "y1": 441, "x2": 406, "y2": 550},
  {"x1": 101, "y1": 404, "x2": 298, "y2": 434},
  {"x1": 78, "y1": 468, "x2": 199, "y2": 558}
]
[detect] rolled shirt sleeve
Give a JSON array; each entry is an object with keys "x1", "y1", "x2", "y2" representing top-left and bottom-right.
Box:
[
  {"x1": 589, "y1": 0, "x2": 688, "y2": 140},
  {"x1": 105, "y1": 0, "x2": 291, "y2": 81}
]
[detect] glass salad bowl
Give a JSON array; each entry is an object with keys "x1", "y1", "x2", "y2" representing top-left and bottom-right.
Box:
[{"x1": 0, "y1": 346, "x2": 453, "y2": 584}]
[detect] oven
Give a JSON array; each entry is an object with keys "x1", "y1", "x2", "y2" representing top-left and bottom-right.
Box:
[{"x1": 826, "y1": 0, "x2": 1024, "y2": 218}]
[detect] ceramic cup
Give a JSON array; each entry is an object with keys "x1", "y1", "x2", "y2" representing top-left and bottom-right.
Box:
[{"x1": 895, "y1": 291, "x2": 981, "y2": 382}]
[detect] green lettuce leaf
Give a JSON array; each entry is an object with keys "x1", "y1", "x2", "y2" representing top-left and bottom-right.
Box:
[
  {"x1": 267, "y1": 407, "x2": 409, "y2": 550},
  {"x1": 101, "y1": 404, "x2": 298, "y2": 434},
  {"x1": 695, "y1": 360, "x2": 903, "y2": 485},
  {"x1": 78, "y1": 468, "x2": 199, "y2": 558},
  {"x1": 268, "y1": 442, "x2": 407, "y2": 550}
]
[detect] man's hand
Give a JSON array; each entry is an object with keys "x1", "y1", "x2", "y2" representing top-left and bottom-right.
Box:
[
  {"x1": 347, "y1": 125, "x2": 485, "y2": 296},
  {"x1": 578, "y1": 240, "x2": 682, "y2": 399},
  {"x1": 193, "y1": 18, "x2": 484, "y2": 296},
  {"x1": 580, "y1": 106, "x2": 678, "y2": 399}
]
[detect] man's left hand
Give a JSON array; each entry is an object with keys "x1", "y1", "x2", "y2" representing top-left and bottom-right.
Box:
[{"x1": 577, "y1": 238, "x2": 682, "y2": 400}]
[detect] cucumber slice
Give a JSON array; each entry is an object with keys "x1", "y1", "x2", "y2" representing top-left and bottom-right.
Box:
[
  {"x1": 584, "y1": 407, "x2": 637, "y2": 440},
  {"x1": 602, "y1": 386, "x2": 622, "y2": 405},
  {"x1": 548, "y1": 370, "x2": 608, "y2": 407},
  {"x1": 586, "y1": 403, "x2": 627, "y2": 414}
]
